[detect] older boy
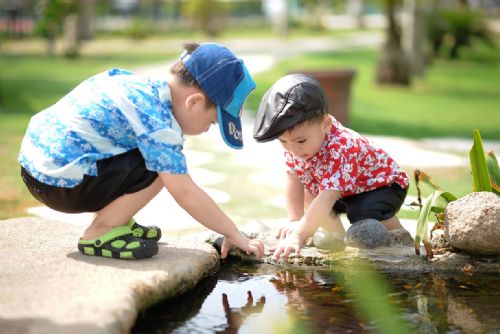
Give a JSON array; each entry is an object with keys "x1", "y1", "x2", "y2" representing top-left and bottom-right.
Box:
[
  {"x1": 19, "y1": 42, "x2": 264, "y2": 260},
  {"x1": 253, "y1": 74, "x2": 409, "y2": 260}
]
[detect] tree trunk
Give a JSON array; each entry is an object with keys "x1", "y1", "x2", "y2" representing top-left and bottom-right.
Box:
[
  {"x1": 63, "y1": 14, "x2": 79, "y2": 58},
  {"x1": 276, "y1": 0, "x2": 289, "y2": 37},
  {"x1": 77, "y1": 0, "x2": 94, "y2": 41},
  {"x1": 402, "y1": 0, "x2": 426, "y2": 76},
  {"x1": 47, "y1": 33, "x2": 56, "y2": 57},
  {"x1": 376, "y1": 0, "x2": 411, "y2": 85}
]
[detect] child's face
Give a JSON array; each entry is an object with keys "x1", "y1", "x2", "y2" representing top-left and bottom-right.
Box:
[{"x1": 278, "y1": 116, "x2": 330, "y2": 161}]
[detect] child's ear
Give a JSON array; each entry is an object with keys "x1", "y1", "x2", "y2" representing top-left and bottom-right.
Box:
[
  {"x1": 322, "y1": 114, "x2": 332, "y2": 131},
  {"x1": 185, "y1": 93, "x2": 205, "y2": 111}
]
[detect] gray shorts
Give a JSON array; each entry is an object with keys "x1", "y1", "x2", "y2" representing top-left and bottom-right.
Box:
[
  {"x1": 21, "y1": 149, "x2": 158, "y2": 213},
  {"x1": 333, "y1": 183, "x2": 408, "y2": 223}
]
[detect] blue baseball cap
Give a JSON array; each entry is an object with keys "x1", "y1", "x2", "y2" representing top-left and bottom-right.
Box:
[{"x1": 181, "y1": 43, "x2": 256, "y2": 149}]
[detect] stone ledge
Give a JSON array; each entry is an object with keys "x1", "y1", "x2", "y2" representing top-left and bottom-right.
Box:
[
  {"x1": 0, "y1": 217, "x2": 220, "y2": 334},
  {"x1": 207, "y1": 223, "x2": 500, "y2": 275}
]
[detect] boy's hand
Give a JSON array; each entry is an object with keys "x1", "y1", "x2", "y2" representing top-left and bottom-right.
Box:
[
  {"x1": 221, "y1": 233, "x2": 264, "y2": 259},
  {"x1": 270, "y1": 231, "x2": 304, "y2": 261},
  {"x1": 275, "y1": 220, "x2": 299, "y2": 240}
]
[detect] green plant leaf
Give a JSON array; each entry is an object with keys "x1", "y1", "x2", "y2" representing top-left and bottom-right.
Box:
[
  {"x1": 415, "y1": 190, "x2": 457, "y2": 258},
  {"x1": 469, "y1": 129, "x2": 492, "y2": 192},
  {"x1": 486, "y1": 151, "x2": 500, "y2": 195}
]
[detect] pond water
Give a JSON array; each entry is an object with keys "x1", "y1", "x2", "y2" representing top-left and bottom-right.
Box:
[{"x1": 132, "y1": 262, "x2": 500, "y2": 334}]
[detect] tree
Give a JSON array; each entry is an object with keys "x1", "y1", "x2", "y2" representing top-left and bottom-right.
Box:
[
  {"x1": 376, "y1": 0, "x2": 411, "y2": 86},
  {"x1": 35, "y1": 0, "x2": 78, "y2": 56},
  {"x1": 431, "y1": 5, "x2": 494, "y2": 60},
  {"x1": 77, "y1": 0, "x2": 94, "y2": 41},
  {"x1": 402, "y1": 0, "x2": 426, "y2": 76},
  {"x1": 182, "y1": 0, "x2": 229, "y2": 37}
]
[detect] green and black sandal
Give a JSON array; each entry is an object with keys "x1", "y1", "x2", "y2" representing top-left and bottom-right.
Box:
[
  {"x1": 127, "y1": 218, "x2": 162, "y2": 241},
  {"x1": 78, "y1": 226, "x2": 158, "y2": 260}
]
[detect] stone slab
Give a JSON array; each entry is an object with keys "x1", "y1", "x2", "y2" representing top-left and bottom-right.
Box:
[{"x1": 0, "y1": 217, "x2": 219, "y2": 334}]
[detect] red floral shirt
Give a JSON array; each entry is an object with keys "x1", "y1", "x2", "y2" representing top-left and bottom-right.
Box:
[{"x1": 285, "y1": 116, "x2": 409, "y2": 198}]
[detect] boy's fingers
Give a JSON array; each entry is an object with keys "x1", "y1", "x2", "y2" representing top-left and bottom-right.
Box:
[
  {"x1": 284, "y1": 229, "x2": 292, "y2": 238},
  {"x1": 220, "y1": 240, "x2": 229, "y2": 259},
  {"x1": 275, "y1": 228, "x2": 284, "y2": 239},
  {"x1": 283, "y1": 247, "x2": 293, "y2": 260},
  {"x1": 272, "y1": 247, "x2": 283, "y2": 260},
  {"x1": 258, "y1": 244, "x2": 265, "y2": 258},
  {"x1": 250, "y1": 246, "x2": 261, "y2": 259},
  {"x1": 259, "y1": 241, "x2": 265, "y2": 257},
  {"x1": 221, "y1": 249, "x2": 228, "y2": 259}
]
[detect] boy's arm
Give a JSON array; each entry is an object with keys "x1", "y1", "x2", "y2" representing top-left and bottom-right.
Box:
[
  {"x1": 159, "y1": 172, "x2": 264, "y2": 259},
  {"x1": 285, "y1": 172, "x2": 304, "y2": 221},
  {"x1": 276, "y1": 172, "x2": 304, "y2": 239},
  {"x1": 296, "y1": 189, "x2": 341, "y2": 240},
  {"x1": 272, "y1": 189, "x2": 341, "y2": 260}
]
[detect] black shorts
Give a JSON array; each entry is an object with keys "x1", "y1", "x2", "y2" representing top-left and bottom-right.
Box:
[
  {"x1": 333, "y1": 183, "x2": 408, "y2": 223},
  {"x1": 21, "y1": 149, "x2": 158, "y2": 213}
]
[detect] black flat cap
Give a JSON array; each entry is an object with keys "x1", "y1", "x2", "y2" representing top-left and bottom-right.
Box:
[{"x1": 253, "y1": 73, "x2": 327, "y2": 142}]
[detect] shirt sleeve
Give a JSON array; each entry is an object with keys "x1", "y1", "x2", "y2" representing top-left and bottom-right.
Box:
[{"x1": 284, "y1": 151, "x2": 296, "y2": 174}]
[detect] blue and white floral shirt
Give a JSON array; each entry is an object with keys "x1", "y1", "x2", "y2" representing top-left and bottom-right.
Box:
[{"x1": 19, "y1": 68, "x2": 187, "y2": 188}]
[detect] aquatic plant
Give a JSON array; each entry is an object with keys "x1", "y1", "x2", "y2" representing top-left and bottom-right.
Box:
[
  {"x1": 413, "y1": 170, "x2": 457, "y2": 258},
  {"x1": 414, "y1": 129, "x2": 499, "y2": 258}
]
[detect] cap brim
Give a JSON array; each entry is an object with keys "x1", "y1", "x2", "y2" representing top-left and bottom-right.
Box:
[{"x1": 218, "y1": 106, "x2": 243, "y2": 149}]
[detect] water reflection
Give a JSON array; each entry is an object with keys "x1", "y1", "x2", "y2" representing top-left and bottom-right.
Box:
[
  {"x1": 390, "y1": 273, "x2": 500, "y2": 334},
  {"x1": 270, "y1": 270, "x2": 365, "y2": 333},
  {"x1": 133, "y1": 263, "x2": 500, "y2": 334},
  {"x1": 220, "y1": 291, "x2": 266, "y2": 333}
]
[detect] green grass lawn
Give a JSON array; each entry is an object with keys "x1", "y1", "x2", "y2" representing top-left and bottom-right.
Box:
[
  {"x1": 246, "y1": 43, "x2": 500, "y2": 141},
  {"x1": 0, "y1": 52, "x2": 171, "y2": 218},
  {"x1": 0, "y1": 38, "x2": 498, "y2": 219}
]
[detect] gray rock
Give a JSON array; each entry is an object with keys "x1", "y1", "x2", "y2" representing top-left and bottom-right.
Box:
[
  {"x1": 444, "y1": 192, "x2": 500, "y2": 255},
  {"x1": 345, "y1": 219, "x2": 392, "y2": 249},
  {"x1": 389, "y1": 227, "x2": 415, "y2": 247},
  {"x1": 430, "y1": 229, "x2": 452, "y2": 252}
]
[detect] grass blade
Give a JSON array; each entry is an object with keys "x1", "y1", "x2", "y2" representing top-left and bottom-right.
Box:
[
  {"x1": 486, "y1": 151, "x2": 500, "y2": 195},
  {"x1": 469, "y1": 129, "x2": 492, "y2": 192}
]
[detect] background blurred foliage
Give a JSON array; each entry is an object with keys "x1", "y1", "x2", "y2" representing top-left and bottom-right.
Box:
[{"x1": 427, "y1": 5, "x2": 495, "y2": 59}]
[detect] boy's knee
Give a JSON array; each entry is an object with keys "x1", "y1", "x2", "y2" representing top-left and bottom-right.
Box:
[{"x1": 330, "y1": 209, "x2": 340, "y2": 218}]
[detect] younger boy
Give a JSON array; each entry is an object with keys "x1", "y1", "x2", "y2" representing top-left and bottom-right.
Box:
[
  {"x1": 19, "y1": 42, "x2": 264, "y2": 260},
  {"x1": 253, "y1": 74, "x2": 409, "y2": 260}
]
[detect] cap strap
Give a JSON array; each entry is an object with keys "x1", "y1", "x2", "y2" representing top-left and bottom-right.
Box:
[{"x1": 180, "y1": 50, "x2": 190, "y2": 62}]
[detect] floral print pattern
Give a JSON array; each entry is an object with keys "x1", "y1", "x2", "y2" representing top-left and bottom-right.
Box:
[{"x1": 285, "y1": 116, "x2": 409, "y2": 197}]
